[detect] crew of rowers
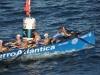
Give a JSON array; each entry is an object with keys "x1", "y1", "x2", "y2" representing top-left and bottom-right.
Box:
[{"x1": 0, "y1": 26, "x2": 75, "y2": 52}]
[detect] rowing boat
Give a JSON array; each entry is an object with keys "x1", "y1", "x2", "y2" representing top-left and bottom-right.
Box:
[{"x1": 0, "y1": 30, "x2": 95, "y2": 60}]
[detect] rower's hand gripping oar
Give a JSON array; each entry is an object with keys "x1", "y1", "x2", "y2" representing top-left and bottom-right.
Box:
[{"x1": 3, "y1": 46, "x2": 33, "y2": 69}]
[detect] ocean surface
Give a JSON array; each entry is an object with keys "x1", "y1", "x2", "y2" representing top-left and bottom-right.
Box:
[{"x1": 0, "y1": 0, "x2": 100, "y2": 75}]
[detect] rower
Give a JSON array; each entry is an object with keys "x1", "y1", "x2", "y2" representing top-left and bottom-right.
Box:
[
  {"x1": 0, "y1": 40, "x2": 8, "y2": 52},
  {"x1": 29, "y1": 31, "x2": 41, "y2": 48},
  {"x1": 40, "y1": 33, "x2": 50, "y2": 45},
  {"x1": 51, "y1": 31, "x2": 65, "y2": 43},
  {"x1": 32, "y1": 31, "x2": 41, "y2": 43},
  {"x1": 61, "y1": 26, "x2": 74, "y2": 37},
  {"x1": 6, "y1": 34, "x2": 21, "y2": 46},
  {"x1": 12, "y1": 37, "x2": 28, "y2": 49},
  {"x1": 51, "y1": 26, "x2": 74, "y2": 43}
]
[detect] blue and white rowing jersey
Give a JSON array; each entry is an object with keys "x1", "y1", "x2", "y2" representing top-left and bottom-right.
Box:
[{"x1": 53, "y1": 32, "x2": 65, "y2": 42}]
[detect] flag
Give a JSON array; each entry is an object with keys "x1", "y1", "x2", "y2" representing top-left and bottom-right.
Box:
[{"x1": 24, "y1": 0, "x2": 31, "y2": 16}]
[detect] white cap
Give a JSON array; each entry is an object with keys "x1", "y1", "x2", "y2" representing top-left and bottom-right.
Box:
[
  {"x1": 16, "y1": 34, "x2": 21, "y2": 37},
  {"x1": 44, "y1": 33, "x2": 48, "y2": 36},
  {"x1": 0, "y1": 40, "x2": 3, "y2": 43}
]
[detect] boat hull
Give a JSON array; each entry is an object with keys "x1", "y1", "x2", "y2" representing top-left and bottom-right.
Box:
[{"x1": 0, "y1": 30, "x2": 95, "y2": 60}]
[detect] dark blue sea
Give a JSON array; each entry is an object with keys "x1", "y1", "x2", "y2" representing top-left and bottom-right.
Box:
[{"x1": 0, "y1": 0, "x2": 100, "y2": 75}]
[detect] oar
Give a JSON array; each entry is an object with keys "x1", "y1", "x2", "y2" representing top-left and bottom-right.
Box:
[
  {"x1": 77, "y1": 36, "x2": 100, "y2": 48},
  {"x1": 3, "y1": 46, "x2": 32, "y2": 69},
  {"x1": 71, "y1": 29, "x2": 95, "y2": 46},
  {"x1": 74, "y1": 29, "x2": 100, "y2": 48},
  {"x1": 68, "y1": 29, "x2": 100, "y2": 48},
  {"x1": 69, "y1": 29, "x2": 96, "y2": 47},
  {"x1": 67, "y1": 28, "x2": 95, "y2": 35},
  {"x1": 77, "y1": 35, "x2": 95, "y2": 46}
]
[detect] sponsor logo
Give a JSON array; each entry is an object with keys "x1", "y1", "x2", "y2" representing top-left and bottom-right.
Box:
[
  {"x1": 72, "y1": 38, "x2": 78, "y2": 44},
  {"x1": 58, "y1": 42, "x2": 68, "y2": 46},
  {"x1": 81, "y1": 32, "x2": 92, "y2": 38},
  {"x1": 0, "y1": 45, "x2": 55, "y2": 60}
]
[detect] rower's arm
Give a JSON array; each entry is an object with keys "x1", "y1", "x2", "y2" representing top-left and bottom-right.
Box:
[
  {"x1": 30, "y1": 38, "x2": 35, "y2": 42},
  {"x1": 40, "y1": 39, "x2": 50, "y2": 45},
  {"x1": 9, "y1": 41, "x2": 20, "y2": 46},
  {"x1": 8, "y1": 42, "x2": 17, "y2": 46},
  {"x1": 21, "y1": 43, "x2": 28, "y2": 49},
  {"x1": 15, "y1": 43, "x2": 28, "y2": 49},
  {"x1": 40, "y1": 42, "x2": 45, "y2": 45}
]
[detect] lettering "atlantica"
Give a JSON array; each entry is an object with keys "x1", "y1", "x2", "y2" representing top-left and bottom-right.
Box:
[{"x1": 0, "y1": 45, "x2": 55, "y2": 60}]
